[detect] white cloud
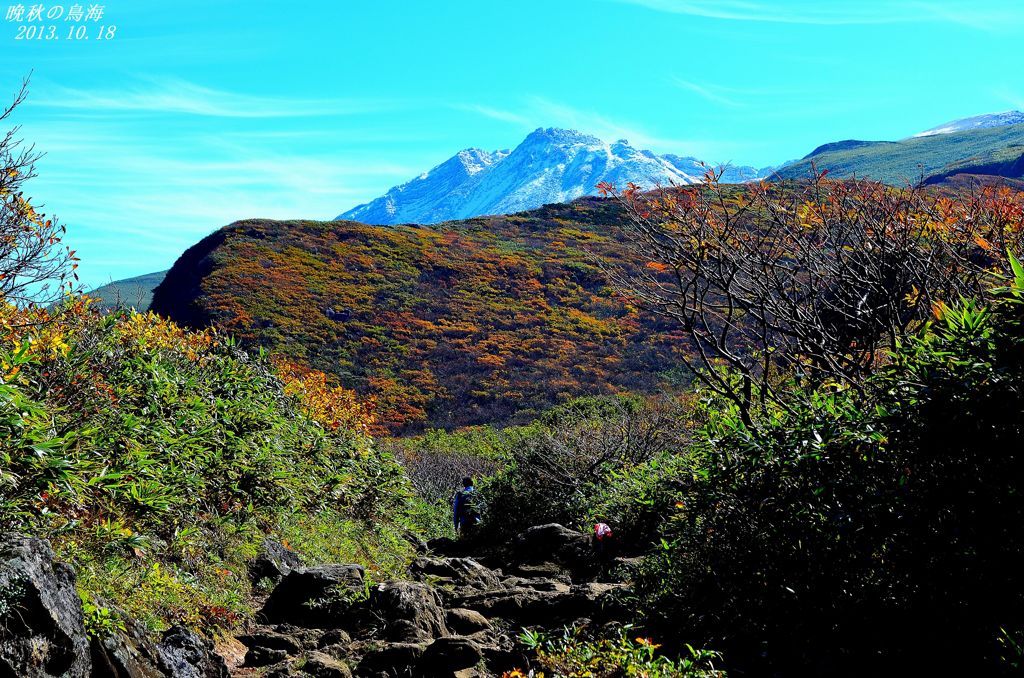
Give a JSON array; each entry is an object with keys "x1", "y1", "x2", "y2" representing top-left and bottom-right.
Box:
[
  {"x1": 671, "y1": 79, "x2": 743, "y2": 108},
  {"x1": 30, "y1": 76, "x2": 390, "y2": 118},
  {"x1": 993, "y1": 87, "x2": 1024, "y2": 112},
  {"x1": 453, "y1": 104, "x2": 533, "y2": 127},
  {"x1": 610, "y1": 0, "x2": 1022, "y2": 28}
]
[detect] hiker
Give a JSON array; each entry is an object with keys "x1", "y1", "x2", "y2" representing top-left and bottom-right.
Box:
[
  {"x1": 592, "y1": 521, "x2": 615, "y2": 558},
  {"x1": 593, "y1": 522, "x2": 614, "y2": 561},
  {"x1": 453, "y1": 476, "x2": 481, "y2": 535}
]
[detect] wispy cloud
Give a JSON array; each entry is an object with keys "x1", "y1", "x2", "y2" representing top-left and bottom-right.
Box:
[
  {"x1": 453, "y1": 104, "x2": 533, "y2": 127},
  {"x1": 671, "y1": 78, "x2": 743, "y2": 108},
  {"x1": 527, "y1": 97, "x2": 685, "y2": 149},
  {"x1": 611, "y1": 0, "x2": 1023, "y2": 28},
  {"x1": 30, "y1": 77, "x2": 389, "y2": 118},
  {"x1": 993, "y1": 87, "x2": 1024, "y2": 112},
  {"x1": 457, "y1": 96, "x2": 743, "y2": 159}
]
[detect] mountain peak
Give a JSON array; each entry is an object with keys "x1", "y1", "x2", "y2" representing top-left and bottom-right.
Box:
[
  {"x1": 523, "y1": 127, "x2": 602, "y2": 146},
  {"x1": 337, "y1": 129, "x2": 770, "y2": 225}
]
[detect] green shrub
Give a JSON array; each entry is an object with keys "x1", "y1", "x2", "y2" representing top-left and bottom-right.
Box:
[
  {"x1": 384, "y1": 425, "x2": 520, "y2": 539},
  {"x1": 0, "y1": 302, "x2": 418, "y2": 629},
  {"x1": 632, "y1": 257, "x2": 1024, "y2": 675},
  {"x1": 481, "y1": 395, "x2": 688, "y2": 543},
  {"x1": 516, "y1": 624, "x2": 724, "y2": 678}
]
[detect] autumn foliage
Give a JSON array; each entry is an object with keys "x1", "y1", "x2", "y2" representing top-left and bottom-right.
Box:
[
  {"x1": 275, "y1": 358, "x2": 376, "y2": 436},
  {"x1": 599, "y1": 173, "x2": 1024, "y2": 423},
  {"x1": 1, "y1": 81, "x2": 78, "y2": 305},
  {"x1": 151, "y1": 200, "x2": 690, "y2": 432}
]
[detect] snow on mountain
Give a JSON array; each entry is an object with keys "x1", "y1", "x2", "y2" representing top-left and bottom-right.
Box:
[
  {"x1": 914, "y1": 111, "x2": 1024, "y2": 138},
  {"x1": 337, "y1": 128, "x2": 769, "y2": 225}
]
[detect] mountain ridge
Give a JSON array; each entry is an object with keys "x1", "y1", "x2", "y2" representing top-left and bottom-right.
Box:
[
  {"x1": 777, "y1": 121, "x2": 1024, "y2": 184},
  {"x1": 152, "y1": 198, "x2": 690, "y2": 432},
  {"x1": 914, "y1": 110, "x2": 1024, "y2": 137}
]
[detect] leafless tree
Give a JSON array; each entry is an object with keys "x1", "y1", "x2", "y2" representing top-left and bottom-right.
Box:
[
  {"x1": 1, "y1": 78, "x2": 79, "y2": 309},
  {"x1": 513, "y1": 396, "x2": 687, "y2": 502},
  {"x1": 597, "y1": 171, "x2": 1024, "y2": 425}
]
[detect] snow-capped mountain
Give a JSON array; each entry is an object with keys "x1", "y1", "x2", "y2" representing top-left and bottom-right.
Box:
[
  {"x1": 337, "y1": 128, "x2": 771, "y2": 225},
  {"x1": 914, "y1": 111, "x2": 1024, "y2": 138}
]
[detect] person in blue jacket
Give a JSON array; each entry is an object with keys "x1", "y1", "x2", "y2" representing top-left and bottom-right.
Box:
[{"x1": 453, "y1": 476, "x2": 481, "y2": 535}]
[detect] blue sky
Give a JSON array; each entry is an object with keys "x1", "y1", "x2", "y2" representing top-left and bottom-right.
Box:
[{"x1": 3, "y1": 0, "x2": 1024, "y2": 287}]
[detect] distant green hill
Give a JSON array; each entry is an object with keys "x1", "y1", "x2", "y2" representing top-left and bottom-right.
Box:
[
  {"x1": 775, "y1": 123, "x2": 1024, "y2": 185},
  {"x1": 87, "y1": 270, "x2": 167, "y2": 310}
]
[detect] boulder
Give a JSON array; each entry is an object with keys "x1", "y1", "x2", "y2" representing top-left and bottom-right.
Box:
[
  {"x1": 260, "y1": 565, "x2": 365, "y2": 627},
  {"x1": 445, "y1": 609, "x2": 490, "y2": 636},
  {"x1": 452, "y1": 587, "x2": 571, "y2": 625},
  {"x1": 569, "y1": 582, "x2": 630, "y2": 621},
  {"x1": 316, "y1": 629, "x2": 352, "y2": 650},
  {"x1": 301, "y1": 650, "x2": 352, "y2": 677},
  {"x1": 245, "y1": 645, "x2": 289, "y2": 667},
  {"x1": 513, "y1": 578, "x2": 571, "y2": 593},
  {"x1": 425, "y1": 537, "x2": 458, "y2": 555},
  {"x1": 239, "y1": 629, "x2": 303, "y2": 667},
  {"x1": 155, "y1": 626, "x2": 229, "y2": 678},
  {"x1": 509, "y1": 562, "x2": 568, "y2": 579},
  {"x1": 89, "y1": 609, "x2": 164, "y2": 678},
  {"x1": 239, "y1": 629, "x2": 303, "y2": 654},
  {"x1": 419, "y1": 637, "x2": 484, "y2": 675},
  {"x1": 452, "y1": 582, "x2": 622, "y2": 627},
  {"x1": 510, "y1": 524, "x2": 596, "y2": 580},
  {"x1": 355, "y1": 641, "x2": 426, "y2": 676},
  {"x1": 371, "y1": 581, "x2": 447, "y2": 643},
  {"x1": 409, "y1": 558, "x2": 501, "y2": 591},
  {"x1": 250, "y1": 538, "x2": 303, "y2": 583},
  {"x1": 0, "y1": 534, "x2": 91, "y2": 678},
  {"x1": 513, "y1": 524, "x2": 589, "y2": 561}
]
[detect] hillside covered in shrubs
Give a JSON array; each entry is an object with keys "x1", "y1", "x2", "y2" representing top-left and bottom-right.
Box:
[
  {"x1": 149, "y1": 200, "x2": 690, "y2": 433},
  {"x1": 1, "y1": 299, "x2": 421, "y2": 631}
]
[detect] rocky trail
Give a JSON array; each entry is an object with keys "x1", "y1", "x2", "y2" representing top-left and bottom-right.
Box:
[{"x1": 1, "y1": 524, "x2": 636, "y2": 678}]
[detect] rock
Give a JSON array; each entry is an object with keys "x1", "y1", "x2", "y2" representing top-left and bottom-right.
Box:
[
  {"x1": 355, "y1": 641, "x2": 426, "y2": 676},
  {"x1": 453, "y1": 587, "x2": 567, "y2": 625},
  {"x1": 516, "y1": 578, "x2": 571, "y2": 594},
  {"x1": 260, "y1": 564, "x2": 365, "y2": 627},
  {"x1": 510, "y1": 524, "x2": 596, "y2": 580},
  {"x1": 212, "y1": 635, "x2": 249, "y2": 673},
  {"x1": 480, "y1": 647, "x2": 531, "y2": 677},
  {"x1": 572, "y1": 582, "x2": 626, "y2": 599},
  {"x1": 445, "y1": 609, "x2": 491, "y2": 635},
  {"x1": 240, "y1": 629, "x2": 303, "y2": 653},
  {"x1": 239, "y1": 630, "x2": 305, "y2": 668},
  {"x1": 316, "y1": 629, "x2": 352, "y2": 650},
  {"x1": 570, "y1": 582, "x2": 630, "y2": 621},
  {"x1": 371, "y1": 581, "x2": 447, "y2": 643},
  {"x1": 406, "y1": 533, "x2": 430, "y2": 554},
  {"x1": 301, "y1": 650, "x2": 352, "y2": 677},
  {"x1": 425, "y1": 537, "x2": 458, "y2": 555},
  {"x1": 419, "y1": 636, "x2": 484, "y2": 675},
  {"x1": 89, "y1": 609, "x2": 164, "y2": 678},
  {"x1": 250, "y1": 538, "x2": 303, "y2": 583},
  {"x1": 410, "y1": 558, "x2": 501, "y2": 591},
  {"x1": 510, "y1": 562, "x2": 567, "y2": 579},
  {"x1": 263, "y1": 660, "x2": 300, "y2": 678},
  {"x1": 269, "y1": 624, "x2": 326, "y2": 650},
  {"x1": 514, "y1": 524, "x2": 588, "y2": 554},
  {"x1": 245, "y1": 646, "x2": 290, "y2": 667},
  {"x1": 155, "y1": 626, "x2": 230, "y2": 678},
  {"x1": 0, "y1": 534, "x2": 91, "y2": 678}
]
